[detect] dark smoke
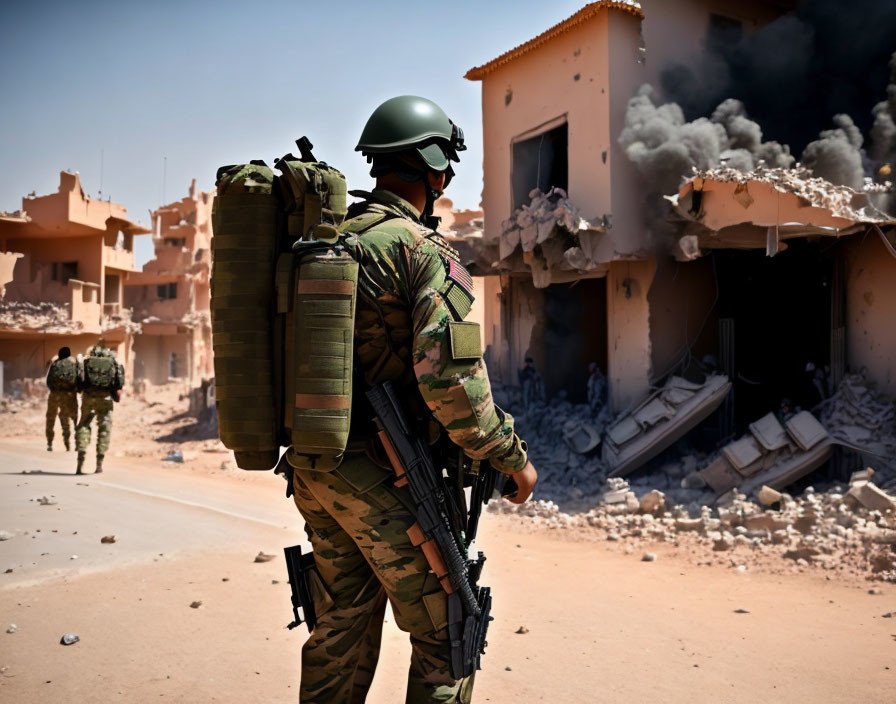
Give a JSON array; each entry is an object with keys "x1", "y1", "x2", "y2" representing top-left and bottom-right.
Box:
[
  {"x1": 618, "y1": 85, "x2": 793, "y2": 197},
  {"x1": 801, "y1": 114, "x2": 865, "y2": 189},
  {"x1": 660, "y1": 0, "x2": 896, "y2": 158}
]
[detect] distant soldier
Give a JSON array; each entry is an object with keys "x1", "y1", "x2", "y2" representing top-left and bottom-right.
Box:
[
  {"x1": 518, "y1": 356, "x2": 544, "y2": 409},
  {"x1": 45, "y1": 346, "x2": 79, "y2": 452},
  {"x1": 75, "y1": 340, "x2": 124, "y2": 474},
  {"x1": 586, "y1": 361, "x2": 607, "y2": 414}
]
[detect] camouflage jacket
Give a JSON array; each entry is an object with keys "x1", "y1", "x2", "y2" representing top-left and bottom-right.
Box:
[{"x1": 340, "y1": 188, "x2": 527, "y2": 474}]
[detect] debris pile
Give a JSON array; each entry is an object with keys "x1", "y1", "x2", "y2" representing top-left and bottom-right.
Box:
[
  {"x1": 818, "y1": 372, "x2": 896, "y2": 479},
  {"x1": 496, "y1": 188, "x2": 608, "y2": 286},
  {"x1": 490, "y1": 470, "x2": 896, "y2": 582},
  {"x1": 686, "y1": 165, "x2": 894, "y2": 224},
  {"x1": 0, "y1": 301, "x2": 78, "y2": 332}
]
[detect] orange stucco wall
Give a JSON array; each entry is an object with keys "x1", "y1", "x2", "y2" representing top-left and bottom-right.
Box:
[{"x1": 845, "y1": 233, "x2": 896, "y2": 396}]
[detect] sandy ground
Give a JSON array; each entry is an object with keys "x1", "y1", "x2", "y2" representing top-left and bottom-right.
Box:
[{"x1": 1, "y1": 433, "x2": 895, "y2": 703}]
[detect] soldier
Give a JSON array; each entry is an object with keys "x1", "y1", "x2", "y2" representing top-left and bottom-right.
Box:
[
  {"x1": 288, "y1": 96, "x2": 538, "y2": 703},
  {"x1": 586, "y1": 361, "x2": 607, "y2": 414},
  {"x1": 45, "y1": 346, "x2": 79, "y2": 452},
  {"x1": 75, "y1": 339, "x2": 124, "y2": 474}
]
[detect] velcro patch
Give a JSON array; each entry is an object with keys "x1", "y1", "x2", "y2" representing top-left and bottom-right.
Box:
[
  {"x1": 447, "y1": 258, "x2": 473, "y2": 296},
  {"x1": 448, "y1": 321, "x2": 482, "y2": 361}
]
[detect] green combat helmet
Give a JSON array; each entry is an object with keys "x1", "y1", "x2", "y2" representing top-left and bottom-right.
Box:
[{"x1": 355, "y1": 95, "x2": 466, "y2": 222}]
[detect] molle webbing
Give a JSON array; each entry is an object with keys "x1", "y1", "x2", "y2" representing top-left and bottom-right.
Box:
[
  {"x1": 285, "y1": 246, "x2": 359, "y2": 471},
  {"x1": 211, "y1": 162, "x2": 279, "y2": 470}
]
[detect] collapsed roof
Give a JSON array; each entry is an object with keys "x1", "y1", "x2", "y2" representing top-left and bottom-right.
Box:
[{"x1": 669, "y1": 166, "x2": 896, "y2": 258}]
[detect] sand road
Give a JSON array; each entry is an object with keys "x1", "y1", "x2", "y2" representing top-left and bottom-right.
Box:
[{"x1": 0, "y1": 438, "x2": 893, "y2": 703}]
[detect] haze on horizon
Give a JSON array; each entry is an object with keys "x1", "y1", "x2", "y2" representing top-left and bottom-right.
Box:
[{"x1": 0, "y1": 0, "x2": 586, "y2": 266}]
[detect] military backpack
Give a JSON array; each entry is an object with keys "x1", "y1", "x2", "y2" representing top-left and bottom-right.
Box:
[
  {"x1": 212, "y1": 138, "x2": 356, "y2": 471},
  {"x1": 82, "y1": 356, "x2": 121, "y2": 392},
  {"x1": 47, "y1": 358, "x2": 78, "y2": 392}
]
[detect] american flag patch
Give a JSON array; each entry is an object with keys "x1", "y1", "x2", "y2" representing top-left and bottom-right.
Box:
[{"x1": 447, "y1": 258, "x2": 474, "y2": 296}]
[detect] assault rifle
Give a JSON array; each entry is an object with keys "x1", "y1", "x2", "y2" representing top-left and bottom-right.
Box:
[
  {"x1": 284, "y1": 544, "x2": 317, "y2": 632},
  {"x1": 366, "y1": 381, "x2": 508, "y2": 679}
]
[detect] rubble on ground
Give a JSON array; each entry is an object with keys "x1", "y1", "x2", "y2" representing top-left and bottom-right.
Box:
[{"x1": 490, "y1": 469, "x2": 896, "y2": 582}]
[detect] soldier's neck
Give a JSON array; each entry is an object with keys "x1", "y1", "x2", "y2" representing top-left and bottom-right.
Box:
[{"x1": 375, "y1": 176, "x2": 426, "y2": 212}]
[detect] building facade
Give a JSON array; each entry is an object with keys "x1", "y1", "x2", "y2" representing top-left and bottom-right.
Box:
[
  {"x1": 124, "y1": 180, "x2": 213, "y2": 386},
  {"x1": 0, "y1": 171, "x2": 149, "y2": 390}
]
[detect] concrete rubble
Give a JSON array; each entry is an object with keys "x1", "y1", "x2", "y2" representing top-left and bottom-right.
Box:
[
  {"x1": 490, "y1": 470, "x2": 896, "y2": 582},
  {"x1": 0, "y1": 300, "x2": 80, "y2": 333},
  {"x1": 494, "y1": 188, "x2": 609, "y2": 287},
  {"x1": 495, "y1": 369, "x2": 896, "y2": 581}
]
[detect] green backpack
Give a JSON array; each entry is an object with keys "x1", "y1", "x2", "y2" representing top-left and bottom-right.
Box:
[
  {"x1": 47, "y1": 358, "x2": 78, "y2": 392},
  {"x1": 212, "y1": 138, "x2": 354, "y2": 471},
  {"x1": 83, "y1": 356, "x2": 119, "y2": 392}
]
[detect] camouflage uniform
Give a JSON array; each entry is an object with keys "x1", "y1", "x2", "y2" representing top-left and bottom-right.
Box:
[
  {"x1": 45, "y1": 390, "x2": 78, "y2": 450},
  {"x1": 290, "y1": 188, "x2": 527, "y2": 703},
  {"x1": 75, "y1": 346, "x2": 118, "y2": 457}
]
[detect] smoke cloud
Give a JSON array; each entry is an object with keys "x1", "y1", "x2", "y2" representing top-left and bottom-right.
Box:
[
  {"x1": 659, "y1": 0, "x2": 896, "y2": 159},
  {"x1": 801, "y1": 114, "x2": 865, "y2": 190},
  {"x1": 618, "y1": 85, "x2": 794, "y2": 197}
]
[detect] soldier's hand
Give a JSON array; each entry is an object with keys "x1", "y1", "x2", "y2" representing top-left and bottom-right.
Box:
[{"x1": 507, "y1": 461, "x2": 537, "y2": 504}]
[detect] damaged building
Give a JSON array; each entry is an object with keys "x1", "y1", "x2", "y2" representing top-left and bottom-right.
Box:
[
  {"x1": 0, "y1": 171, "x2": 149, "y2": 392},
  {"x1": 124, "y1": 181, "x2": 213, "y2": 386},
  {"x1": 462, "y1": 0, "x2": 896, "y2": 491}
]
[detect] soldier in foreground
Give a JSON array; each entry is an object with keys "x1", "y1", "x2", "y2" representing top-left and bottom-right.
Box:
[
  {"x1": 75, "y1": 339, "x2": 124, "y2": 474},
  {"x1": 292, "y1": 97, "x2": 536, "y2": 702},
  {"x1": 45, "y1": 346, "x2": 79, "y2": 452}
]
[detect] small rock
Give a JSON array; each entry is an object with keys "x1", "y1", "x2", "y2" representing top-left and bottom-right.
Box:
[
  {"x1": 70, "y1": 555, "x2": 78, "y2": 560},
  {"x1": 868, "y1": 588, "x2": 883, "y2": 596},
  {"x1": 515, "y1": 626, "x2": 529, "y2": 634},
  {"x1": 6, "y1": 624, "x2": 17, "y2": 633},
  {"x1": 100, "y1": 536, "x2": 116, "y2": 544},
  {"x1": 847, "y1": 482, "x2": 896, "y2": 513},
  {"x1": 733, "y1": 609, "x2": 749, "y2": 614},
  {"x1": 37, "y1": 496, "x2": 57, "y2": 506},
  {"x1": 713, "y1": 536, "x2": 734, "y2": 552},
  {"x1": 757, "y1": 485, "x2": 783, "y2": 507},
  {"x1": 675, "y1": 518, "x2": 704, "y2": 533},
  {"x1": 221, "y1": 577, "x2": 230, "y2": 582},
  {"x1": 882, "y1": 612, "x2": 894, "y2": 618},
  {"x1": 271, "y1": 580, "x2": 279, "y2": 585},
  {"x1": 0, "y1": 531, "x2": 12, "y2": 541},
  {"x1": 505, "y1": 666, "x2": 512, "y2": 671},
  {"x1": 639, "y1": 490, "x2": 666, "y2": 515},
  {"x1": 641, "y1": 552, "x2": 657, "y2": 562},
  {"x1": 162, "y1": 451, "x2": 184, "y2": 463},
  {"x1": 190, "y1": 601, "x2": 202, "y2": 609},
  {"x1": 4, "y1": 568, "x2": 12, "y2": 574},
  {"x1": 849, "y1": 467, "x2": 875, "y2": 486},
  {"x1": 60, "y1": 633, "x2": 79, "y2": 645},
  {"x1": 254, "y1": 552, "x2": 276, "y2": 563}
]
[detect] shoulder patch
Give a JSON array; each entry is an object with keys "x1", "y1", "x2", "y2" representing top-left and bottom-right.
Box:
[{"x1": 441, "y1": 257, "x2": 475, "y2": 321}]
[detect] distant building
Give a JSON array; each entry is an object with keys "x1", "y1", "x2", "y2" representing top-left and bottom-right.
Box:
[
  {"x1": 0, "y1": 171, "x2": 149, "y2": 387},
  {"x1": 125, "y1": 180, "x2": 213, "y2": 386}
]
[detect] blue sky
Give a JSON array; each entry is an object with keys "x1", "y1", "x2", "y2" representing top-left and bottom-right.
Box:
[{"x1": 0, "y1": 0, "x2": 588, "y2": 265}]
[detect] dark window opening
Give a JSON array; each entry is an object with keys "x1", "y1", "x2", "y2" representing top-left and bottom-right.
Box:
[
  {"x1": 51, "y1": 261, "x2": 78, "y2": 284},
  {"x1": 707, "y1": 14, "x2": 743, "y2": 55},
  {"x1": 104, "y1": 273, "x2": 120, "y2": 303},
  {"x1": 165, "y1": 237, "x2": 187, "y2": 247},
  {"x1": 157, "y1": 282, "x2": 177, "y2": 300},
  {"x1": 511, "y1": 122, "x2": 568, "y2": 212}
]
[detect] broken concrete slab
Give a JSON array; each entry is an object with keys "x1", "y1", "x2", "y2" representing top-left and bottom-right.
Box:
[
  {"x1": 846, "y1": 482, "x2": 896, "y2": 512},
  {"x1": 749, "y1": 413, "x2": 791, "y2": 452},
  {"x1": 639, "y1": 490, "x2": 665, "y2": 515},
  {"x1": 785, "y1": 411, "x2": 829, "y2": 452},
  {"x1": 757, "y1": 485, "x2": 783, "y2": 507}
]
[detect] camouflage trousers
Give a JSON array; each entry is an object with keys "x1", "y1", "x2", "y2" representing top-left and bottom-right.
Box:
[
  {"x1": 46, "y1": 391, "x2": 78, "y2": 448},
  {"x1": 75, "y1": 393, "x2": 114, "y2": 455},
  {"x1": 292, "y1": 452, "x2": 475, "y2": 703}
]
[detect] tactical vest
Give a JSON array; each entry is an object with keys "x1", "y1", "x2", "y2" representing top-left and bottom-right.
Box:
[
  {"x1": 47, "y1": 358, "x2": 78, "y2": 392},
  {"x1": 83, "y1": 356, "x2": 119, "y2": 392},
  {"x1": 211, "y1": 139, "x2": 355, "y2": 471}
]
